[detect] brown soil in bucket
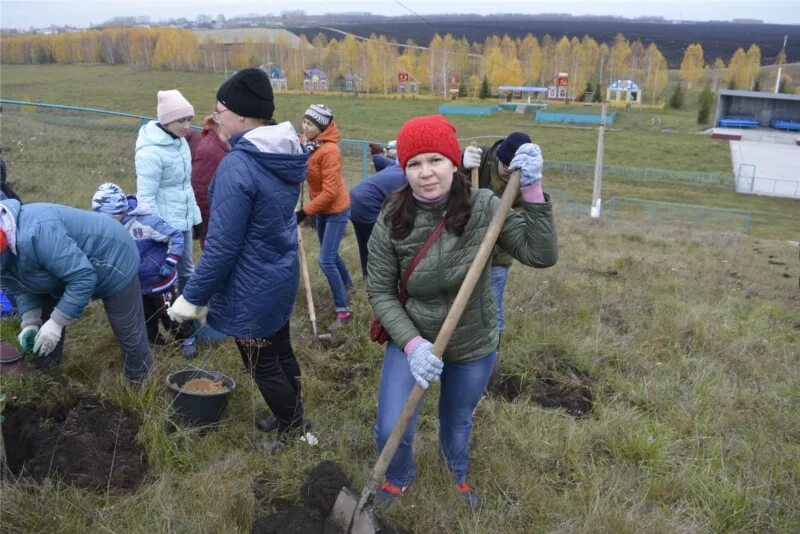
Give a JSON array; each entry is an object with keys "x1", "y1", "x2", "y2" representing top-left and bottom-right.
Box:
[
  {"x1": 2, "y1": 396, "x2": 148, "y2": 492},
  {"x1": 252, "y1": 460, "x2": 409, "y2": 534},
  {"x1": 180, "y1": 376, "x2": 229, "y2": 394}
]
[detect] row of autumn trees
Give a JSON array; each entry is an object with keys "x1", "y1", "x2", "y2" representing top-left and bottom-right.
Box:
[{"x1": 1, "y1": 27, "x2": 792, "y2": 100}]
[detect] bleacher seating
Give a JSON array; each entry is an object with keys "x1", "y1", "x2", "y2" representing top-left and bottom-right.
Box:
[
  {"x1": 769, "y1": 118, "x2": 800, "y2": 132},
  {"x1": 718, "y1": 116, "x2": 760, "y2": 128}
]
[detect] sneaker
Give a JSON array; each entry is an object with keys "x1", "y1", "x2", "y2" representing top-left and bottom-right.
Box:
[
  {"x1": 180, "y1": 336, "x2": 197, "y2": 358},
  {"x1": 456, "y1": 482, "x2": 481, "y2": 510},
  {"x1": 328, "y1": 312, "x2": 353, "y2": 332},
  {"x1": 255, "y1": 418, "x2": 279, "y2": 433},
  {"x1": 374, "y1": 481, "x2": 408, "y2": 508},
  {"x1": 254, "y1": 427, "x2": 318, "y2": 452}
]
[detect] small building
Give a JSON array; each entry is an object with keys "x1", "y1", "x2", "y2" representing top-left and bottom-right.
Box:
[
  {"x1": 547, "y1": 73, "x2": 569, "y2": 100},
  {"x1": 334, "y1": 73, "x2": 359, "y2": 93},
  {"x1": 606, "y1": 80, "x2": 642, "y2": 105},
  {"x1": 303, "y1": 68, "x2": 328, "y2": 92},
  {"x1": 498, "y1": 86, "x2": 548, "y2": 104},
  {"x1": 714, "y1": 89, "x2": 800, "y2": 129},
  {"x1": 260, "y1": 64, "x2": 287, "y2": 91}
]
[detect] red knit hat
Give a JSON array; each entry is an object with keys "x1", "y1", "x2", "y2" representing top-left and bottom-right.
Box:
[{"x1": 396, "y1": 115, "x2": 462, "y2": 170}]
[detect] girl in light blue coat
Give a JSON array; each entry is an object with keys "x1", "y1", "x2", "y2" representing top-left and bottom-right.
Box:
[{"x1": 136, "y1": 89, "x2": 201, "y2": 291}]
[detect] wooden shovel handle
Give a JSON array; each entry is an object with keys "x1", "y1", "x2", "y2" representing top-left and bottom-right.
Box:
[
  {"x1": 297, "y1": 225, "x2": 317, "y2": 326},
  {"x1": 354, "y1": 170, "x2": 522, "y2": 516}
]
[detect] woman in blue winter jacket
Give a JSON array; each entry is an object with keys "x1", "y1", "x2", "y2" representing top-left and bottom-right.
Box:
[
  {"x1": 91, "y1": 182, "x2": 194, "y2": 347},
  {"x1": 168, "y1": 68, "x2": 312, "y2": 451},
  {"x1": 0, "y1": 198, "x2": 152, "y2": 383},
  {"x1": 135, "y1": 89, "x2": 201, "y2": 291}
]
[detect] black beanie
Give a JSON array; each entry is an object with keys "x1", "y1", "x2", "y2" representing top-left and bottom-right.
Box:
[
  {"x1": 495, "y1": 132, "x2": 532, "y2": 166},
  {"x1": 216, "y1": 68, "x2": 275, "y2": 120}
]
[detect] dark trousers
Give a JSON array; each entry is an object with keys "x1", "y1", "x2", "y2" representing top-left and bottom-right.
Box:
[
  {"x1": 142, "y1": 290, "x2": 194, "y2": 342},
  {"x1": 351, "y1": 220, "x2": 374, "y2": 278},
  {"x1": 235, "y1": 321, "x2": 304, "y2": 435},
  {"x1": 37, "y1": 276, "x2": 152, "y2": 382}
]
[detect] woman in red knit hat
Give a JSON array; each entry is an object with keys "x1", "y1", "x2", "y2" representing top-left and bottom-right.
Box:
[{"x1": 366, "y1": 114, "x2": 558, "y2": 509}]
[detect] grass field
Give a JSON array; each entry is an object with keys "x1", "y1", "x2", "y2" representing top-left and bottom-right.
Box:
[{"x1": 1, "y1": 65, "x2": 799, "y2": 533}]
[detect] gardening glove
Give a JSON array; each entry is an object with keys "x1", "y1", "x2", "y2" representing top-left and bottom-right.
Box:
[
  {"x1": 295, "y1": 210, "x2": 307, "y2": 224},
  {"x1": 462, "y1": 145, "x2": 482, "y2": 170},
  {"x1": 18, "y1": 325, "x2": 39, "y2": 352},
  {"x1": 32, "y1": 318, "x2": 64, "y2": 357},
  {"x1": 159, "y1": 254, "x2": 179, "y2": 278},
  {"x1": 167, "y1": 295, "x2": 208, "y2": 324},
  {"x1": 508, "y1": 143, "x2": 543, "y2": 187},
  {"x1": 159, "y1": 263, "x2": 175, "y2": 278},
  {"x1": 406, "y1": 341, "x2": 444, "y2": 390}
]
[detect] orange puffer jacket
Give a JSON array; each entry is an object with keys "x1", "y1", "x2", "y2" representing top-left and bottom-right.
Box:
[{"x1": 304, "y1": 121, "x2": 350, "y2": 215}]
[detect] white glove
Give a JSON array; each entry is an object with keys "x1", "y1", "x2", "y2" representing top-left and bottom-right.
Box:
[
  {"x1": 33, "y1": 319, "x2": 64, "y2": 356},
  {"x1": 462, "y1": 146, "x2": 482, "y2": 170},
  {"x1": 508, "y1": 143, "x2": 543, "y2": 187},
  {"x1": 406, "y1": 341, "x2": 444, "y2": 389},
  {"x1": 167, "y1": 295, "x2": 208, "y2": 324}
]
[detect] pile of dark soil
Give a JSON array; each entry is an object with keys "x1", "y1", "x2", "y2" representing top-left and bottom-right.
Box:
[
  {"x1": 252, "y1": 460, "x2": 409, "y2": 534},
  {"x1": 2, "y1": 396, "x2": 148, "y2": 493}
]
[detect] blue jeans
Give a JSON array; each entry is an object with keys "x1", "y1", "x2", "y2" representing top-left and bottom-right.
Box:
[
  {"x1": 491, "y1": 265, "x2": 509, "y2": 333},
  {"x1": 315, "y1": 210, "x2": 353, "y2": 313},
  {"x1": 374, "y1": 342, "x2": 497, "y2": 487},
  {"x1": 177, "y1": 230, "x2": 194, "y2": 293}
]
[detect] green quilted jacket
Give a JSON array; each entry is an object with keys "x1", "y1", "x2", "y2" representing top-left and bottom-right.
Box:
[{"x1": 367, "y1": 188, "x2": 557, "y2": 363}]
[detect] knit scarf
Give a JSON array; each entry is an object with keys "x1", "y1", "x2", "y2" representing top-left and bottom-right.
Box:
[{"x1": 304, "y1": 139, "x2": 323, "y2": 153}]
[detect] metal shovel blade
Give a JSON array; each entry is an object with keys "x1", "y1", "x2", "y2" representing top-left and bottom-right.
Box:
[{"x1": 324, "y1": 487, "x2": 379, "y2": 534}]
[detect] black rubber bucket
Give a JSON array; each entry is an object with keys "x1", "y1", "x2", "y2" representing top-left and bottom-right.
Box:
[{"x1": 166, "y1": 369, "x2": 236, "y2": 427}]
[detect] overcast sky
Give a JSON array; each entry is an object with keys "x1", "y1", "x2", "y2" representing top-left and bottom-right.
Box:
[{"x1": 2, "y1": 0, "x2": 799, "y2": 30}]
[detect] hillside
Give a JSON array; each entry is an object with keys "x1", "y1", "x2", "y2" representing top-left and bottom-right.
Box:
[{"x1": 287, "y1": 16, "x2": 800, "y2": 67}]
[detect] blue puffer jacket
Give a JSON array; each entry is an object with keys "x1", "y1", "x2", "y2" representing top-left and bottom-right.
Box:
[
  {"x1": 0, "y1": 200, "x2": 139, "y2": 322},
  {"x1": 135, "y1": 121, "x2": 201, "y2": 232},
  {"x1": 121, "y1": 196, "x2": 184, "y2": 295},
  {"x1": 182, "y1": 122, "x2": 307, "y2": 338},
  {"x1": 349, "y1": 162, "x2": 406, "y2": 225}
]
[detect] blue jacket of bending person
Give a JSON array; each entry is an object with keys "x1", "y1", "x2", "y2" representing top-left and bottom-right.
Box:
[{"x1": 0, "y1": 199, "x2": 138, "y2": 323}]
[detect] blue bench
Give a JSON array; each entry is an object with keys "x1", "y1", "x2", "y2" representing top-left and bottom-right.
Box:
[
  {"x1": 769, "y1": 118, "x2": 800, "y2": 132},
  {"x1": 719, "y1": 116, "x2": 760, "y2": 128}
]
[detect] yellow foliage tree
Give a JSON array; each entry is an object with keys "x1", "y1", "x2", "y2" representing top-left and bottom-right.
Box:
[
  {"x1": 644, "y1": 43, "x2": 668, "y2": 105},
  {"x1": 679, "y1": 43, "x2": 704, "y2": 89},
  {"x1": 728, "y1": 47, "x2": 749, "y2": 89},
  {"x1": 745, "y1": 44, "x2": 761, "y2": 90},
  {"x1": 519, "y1": 34, "x2": 541, "y2": 85}
]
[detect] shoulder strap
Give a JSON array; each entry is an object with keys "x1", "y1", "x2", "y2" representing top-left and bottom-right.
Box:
[{"x1": 398, "y1": 212, "x2": 447, "y2": 303}]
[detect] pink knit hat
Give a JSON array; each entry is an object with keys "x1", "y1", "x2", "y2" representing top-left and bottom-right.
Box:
[{"x1": 157, "y1": 89, "x2": 194, "y2": 125}]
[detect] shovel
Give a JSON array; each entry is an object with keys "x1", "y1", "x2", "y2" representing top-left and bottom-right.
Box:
[
  {"x1": 298, "y1": 218, "x2": 332, "y2": 342},
  {"x1": 325, "y1": 171, "x2": 522, "y2": 534},
  {"x1": 296, "y1": 183, "x2": 332, "y2": 342}
]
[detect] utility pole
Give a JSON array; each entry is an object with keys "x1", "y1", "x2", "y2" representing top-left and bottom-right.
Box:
[
  {"x1": 591, "y1": 102, "x2": 606, "y2": 219},
  {"x1": 775, "y1": 35, "x2": 788, "y2": 93}
]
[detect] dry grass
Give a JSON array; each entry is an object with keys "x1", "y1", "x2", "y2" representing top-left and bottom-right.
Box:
[{"x1": 0, "y1": 67, "x2": 799, "y2": 533}]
